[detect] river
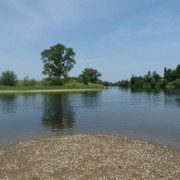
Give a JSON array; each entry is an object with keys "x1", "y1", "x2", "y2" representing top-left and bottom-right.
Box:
[{"x1": 0, "y1": 87, "x2": 180, "y2": 149}]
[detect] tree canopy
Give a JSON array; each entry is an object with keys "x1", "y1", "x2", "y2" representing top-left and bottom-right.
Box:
[
  {"x1": 116, "y1": 64, "x2": 180, "y2": 89},
  {"x1": 41, "y1": 44, "x2": 76, "y2": 78},
  {"x1": 79, "y1": 68, "x2": 101, "y2": 83},
  {"x1": 0, "y1": 70, "x2": 17, "y2": 86}
]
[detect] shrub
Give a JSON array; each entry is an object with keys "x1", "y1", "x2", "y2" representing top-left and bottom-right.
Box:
[
  {"x1": 160, "y1": 79, "x2": 168, "y2": 88},
  {"x1": 169, "y1": 79, "x2": 180, "y2": 88},
  {"x1": 41, "y1": 78, "x2": 64, "y2": 86},
  {"x1": 49, "y1": 78, "x2": 64, "y2": 86},
  {"x1": 77, "y1": 78, "x2": 90, "y2": 85},
  {"x1": 23, "y1": 76, "x2": 36, "y2": 86},
  {"x1": 119, "y1": 80, "x2": 130, "y2": 87},
  {"x1": 0, "y1": 70, "x2": 17, "y2": 86},
  {"x1": 150, "y1": 78, "x2": 156, "y2": 88}
]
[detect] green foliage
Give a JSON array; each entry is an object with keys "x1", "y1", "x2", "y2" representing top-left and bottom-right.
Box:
[
  {"x1": 144, "y1": 70, "x2": 152, "y2": 83},
  {"x1": 0, "y1": 70, "x2": 17, "y2": 86},
  {"x1": 130, "y1": 76, "x2": 145, "y2": 88},
  {"x1": 164, "y1": 68, "x2": 173, "y2": 81},
  {"x1": 118, "y1": 80, "x2": 130, "y2": 87},
  {"x1": 150, "y1": 77, "x2": 156, "y2": 88},
  {"x1": 164, "y1": 65, "x2": 180, "y2": 82},
  {"x1": 49, "y1": 78, "x2": 64, "y2": 86},
  {"x1": 79, "y1": 68, "x2": 101, "y2": 83},
  {"x1": 41, "y1": 78, "x2": 64, "y2": 86},
  {"x1": 168, "y1": 79, "x2": 180, "y2": 88},
  {"x1": 129, "y1": 70, "x2": 162, "y2": 88},
  {"x1": 41, "y1": 78, "x2": 50, "y2": 86},
  {"x1": 159, "y1": 79, "x2": 168, "y2": 88},
  {"x1": 116, "y1": 64, "x2": 180, "y2": 89},
  {"x1": 77, "y1": 78, "x2": 90, "y2": 85},
  {"x1": 153, "y1": 71, "x2": 161, "y2": 81},
  {"x1": 101, "y1": 81, "x2": 110, "y2": 86},
  {"x1": 41, "y1": 44, "x2": 76, "y2": 78},
  {"x1": 0, "y1": 84, "x2": 104, "y2": 91},
  {"x1": 23, "y1": 75, "x2": 36, "y2": 86},
  {"x1": 100, "y1": 81, "x2": 116, "y2": 86},
  {"x1": 176, "y1": 65, "x2": 180, "y2": 79}
]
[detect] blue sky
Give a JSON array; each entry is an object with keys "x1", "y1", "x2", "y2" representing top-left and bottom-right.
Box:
[{"x1": 0, "y1": 0, "x2": 180, "y2": 82}]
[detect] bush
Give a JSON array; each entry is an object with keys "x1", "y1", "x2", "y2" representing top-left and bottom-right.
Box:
[
  {"x1": 77, "y1": 78, "x2": 90, "y2": 85},
  {"x1": 23, "y1": 76, "x2": 36, "y2": 86},
  {"x1": 41, "y1": 78, "x2": 50, "y2": 86},
  {"x1": 169, "y1": 79, "x2": 180, "y2": 88},
  {"x1": 50, "y1": 78, "x2": 64, "y2": 86},
  {"x1": 119, "y1": 80, "x2": 130, "y2": 87},
  {"x1": 150, "y1": 78, "x2": 156, "y2": 88},
  {"x1": 160, "y1": 79, "x2": 168, "y2": 88},
  {"x1": 0, "y1": 70, "x2": 17, "y2": 86},
  {"x1": 41, "y1": 78, "x2": 64, "y2": 86}
]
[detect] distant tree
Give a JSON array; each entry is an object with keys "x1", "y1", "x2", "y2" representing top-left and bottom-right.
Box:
[
  {"x1": 119, "y1": 80, "x2": 130, "y2": 87},
  {"x1": 164, "y1": 68, "x2": 176, "y2": 82},
  {"x1": 176, "y1": 65, "x2": 180, "y2": 79},
  {"x1": 101, "y1": 81, "x2": 113, "y2": 86},
  {"x1": 130, "y1": 76, "x2": 145, "y2": 88},
  {"x1": 164, "y1": 67, "x2": 167, "y2": 78},
  {"x1": 0, "y1": 70, "x2": 17, "y2": 86},
  {"x1": 144, "y1": 70, "x2": 152, "y2": 83},
  {"x1": 150, "y1": 77, "x2": 156, "y2": 88},
  {"x1": 160, "y1": 79, "x2": 168, "y2": 88},
  {"x1": 152, "y1": 71, "x2": 161, "y2": 82},
  {"x1": 79, "y1": 68, "x2": 101, "y2": 83},
  {"x1": 41, "y1": 44, "x2": 76, "y2": 78}
]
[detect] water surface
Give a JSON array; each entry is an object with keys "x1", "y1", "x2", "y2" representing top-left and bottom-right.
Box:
[{"x1": 0, "y1": 87, "x2": 180, "y2": 149}]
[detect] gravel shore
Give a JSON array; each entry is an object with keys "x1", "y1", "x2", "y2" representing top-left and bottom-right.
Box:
[{"x1": 0, "y1": 134, "x2": 180, "y2": 179}]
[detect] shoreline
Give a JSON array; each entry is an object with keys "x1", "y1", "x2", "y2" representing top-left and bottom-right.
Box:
[
  {"x1": 0, "y1": 134, "x2": 180, "y2": 179},
  {"x1": 0, "y1": 89, "x2": 103, "y2": 93}
]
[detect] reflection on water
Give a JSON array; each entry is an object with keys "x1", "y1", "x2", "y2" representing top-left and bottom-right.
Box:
[
  {"x1": 164, "y1": 89, "x2": 180, "y2": 108},
  {"x1": 0, "y1": 94, "x2": 17, "y2": 113},
  {"x1": 0, "y1": 88, "x2": 180, "y2": 148},
  {"x1": 130, "y1": 88, "x2": 180, "y2": 108},
  {"x1": 41, "y1": 93, "x2": 75, "y2": 132},
  {"x1": 130, "y1": 87, "x2": 162, "y2": 94},
  {"x1": 81, "y1": 91, "x2": 102, "y2": 109}
]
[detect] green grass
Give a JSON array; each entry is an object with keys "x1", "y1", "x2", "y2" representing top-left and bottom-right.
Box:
[{"x1": 0, "y1": 84, "x2": 104, "y2": 91}]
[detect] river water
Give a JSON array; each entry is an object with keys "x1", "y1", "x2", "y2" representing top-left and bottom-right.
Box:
[{"x1": 0, "y1": 87, "x2": 180, "y2": 149}]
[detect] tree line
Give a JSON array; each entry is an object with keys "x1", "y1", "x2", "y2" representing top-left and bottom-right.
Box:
[
  {"x1": 1, "y1": 43, "x2": 179, "y2": 89},
  {"x1": 0, "y1": 43, "x2": 102, "y2": 86},
  {"x1": 116, "y1": 65, "x2": 180, "y2": 89}
]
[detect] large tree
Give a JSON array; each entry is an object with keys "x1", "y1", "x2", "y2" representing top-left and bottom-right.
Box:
[
  {"x1": 79, "y1": 68, "x2": 101, "y2": 83},
  {"x1": 41, "y1": 44, "x2": 76, "y2": 78}
]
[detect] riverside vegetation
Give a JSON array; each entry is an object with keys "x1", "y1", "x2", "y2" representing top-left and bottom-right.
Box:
[
  {"x1": 0, "y1": 43, "x2": 103, "y2": 91},
  {"x1": 1, "y1": 43, "x2": 180, "y2": 90},
  {"x1": 0, "y1": 77, "x2": 104, "y2": 91},
  {"x1": 103, "y1": 64, "x2": 180, "y2": 89}
]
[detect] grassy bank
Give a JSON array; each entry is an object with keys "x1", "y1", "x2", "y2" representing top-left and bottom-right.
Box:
[
  {"x1": 0, "y1": 77, "x2": 104, "y2": 91},
  {"x1": 0, "y1": 84, "x2": 104, "y2": 91}
]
